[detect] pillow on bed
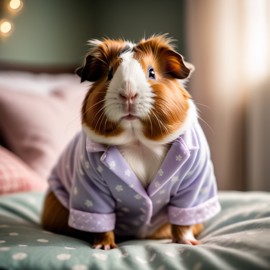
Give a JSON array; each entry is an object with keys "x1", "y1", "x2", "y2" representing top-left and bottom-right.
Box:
[
  {"x1": 0, "y1": 146, "x2": 47, "y2": 194},
  {"x1": 0, "y1": 85, "x2": 87, "y2": 179},
  {"x1": 0, "y1": 71, "x2": 81, "y2": 94}
]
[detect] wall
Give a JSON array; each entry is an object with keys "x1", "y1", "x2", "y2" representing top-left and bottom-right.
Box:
[
  {"x1": 0, "y1": 0, "x2": 94, "y2": 66},
  {"x1": 90, "y1": 0, "x2": 186, "y2": 53},
  {"x1": 0, "y1": 0, "x2": 186, "y2": 67}
]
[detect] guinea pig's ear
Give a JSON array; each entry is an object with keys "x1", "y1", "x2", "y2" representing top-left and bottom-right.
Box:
[
  {"x1": 165, "y1": 50, "x2": 195, "y2": 79},
  {"x1": 76, "y1": 54, "x2": 104, "y2": 82}
]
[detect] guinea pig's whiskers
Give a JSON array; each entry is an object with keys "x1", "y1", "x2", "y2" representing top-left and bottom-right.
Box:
[
  {"x1": 102, "y1": 106, "x2": 118, "y2": 132},
  {"x1": 83, "y1": 99, "x2": 107, "y2": 114},
  {"x1": 81, "y1": 98, "x2": 107, "y2": 121},
  {"x1": 151, "y1": 111, "x2": 161, "y2": 133},
  {"x1": 151, "y1": 109, "x2": 169, "y2": 135},
  {"x1": 195, "y1": 104, "x2": 214, "y2": 135},
  {"x1": 81, "y1": 94, "x2": 115, "y2": 121},
  {"x1": 196, "y1": 102, "x2": 211, "y2": 110},
  {"x1": 94, "y1": 105, "x2": 107, "y2": 132},
  {"x1": 198, "y1": 115, "x2": 214, "y2": 135}
]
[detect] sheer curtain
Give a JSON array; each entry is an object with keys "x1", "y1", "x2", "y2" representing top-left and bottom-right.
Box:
[{"x1": 186, "y1": 0, "x2": 270, "y2": 190}]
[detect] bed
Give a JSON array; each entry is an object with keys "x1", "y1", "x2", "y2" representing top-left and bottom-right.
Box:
[{"x1": 0, "y1": 71, "x2": 270, "y2": 270}]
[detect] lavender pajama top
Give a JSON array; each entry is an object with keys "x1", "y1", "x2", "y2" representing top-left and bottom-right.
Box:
[{"x1": 48, "y1": 121, "x2": 221, "y2": 238}]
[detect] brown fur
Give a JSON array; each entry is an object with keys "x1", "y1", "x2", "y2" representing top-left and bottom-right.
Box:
[
  {"x1": 81, "y1": 81, "x2": 124, "y2": 137},
  {"x1": 80, "y1": 35, "x2": 191, "y2": 142},
  {"x1": 143, "y1": 80, "x2": 190, "y2": 140},
  {"x1": 80, "y1": 39, "x2": 128, "y2": 138},
  {"x1": 42, "y1": 35, "x2": 202, "y2": 249},
  {"x1": 42, "y1": 192, "x2": 203, "y2": 248},
  {"x1": 132, "y1": 36, "x2": 191, "y2": 140},
  {"x1": 41, "y1": 191, "x2": 117, "y2": 248}
]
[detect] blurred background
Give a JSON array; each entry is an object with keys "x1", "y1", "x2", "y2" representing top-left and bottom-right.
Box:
[
  {"x1": 0, "y1": 0, "x2": 269, "y2": 191},
  {"x1": 0, "y1": 0, "x2": 186, "y2": 68}
]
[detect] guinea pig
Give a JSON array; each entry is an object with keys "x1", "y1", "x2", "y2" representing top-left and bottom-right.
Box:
[{"x1": 41, "y1": 34, "x2": 221, "y2": 250}]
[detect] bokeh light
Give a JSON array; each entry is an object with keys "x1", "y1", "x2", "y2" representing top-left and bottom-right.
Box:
[
  {"x1": 0, "y1": 20, "x2": 13, "y2": 36},
  {"x1": 9, "y1": 0, "x2": 23, "y2": 12}
]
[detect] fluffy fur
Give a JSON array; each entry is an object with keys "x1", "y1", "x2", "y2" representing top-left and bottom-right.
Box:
[
  {"x1": 80, "y1": 35, "x2": 193, "y2": 143},
  {"x1": 42, "y1": 35, "x2": 203, "y2": 250},
  {"x1": 79, "y1": 35, "x2": 196, "y2": 187}
]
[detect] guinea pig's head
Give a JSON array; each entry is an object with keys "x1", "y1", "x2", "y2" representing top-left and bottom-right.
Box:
[{"x1": 77, "y1": 35, "x2": 197, "y2": 146}]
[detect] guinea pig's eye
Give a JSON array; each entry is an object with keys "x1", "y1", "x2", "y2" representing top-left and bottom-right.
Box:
[
  {"x1": 108, "y1": 68, "x2": 113, "y2": 80},
  {"x1": 148, "y1": 67, "x2": 156, "y2": 80}
]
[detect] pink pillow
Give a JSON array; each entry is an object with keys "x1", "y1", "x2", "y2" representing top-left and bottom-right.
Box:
[
  {"x1": 0, "y1": 86, "x2": 87, "y2": 178},
  {"x1": 0, "y1": 146, "x2": 47, "y2": 194}
]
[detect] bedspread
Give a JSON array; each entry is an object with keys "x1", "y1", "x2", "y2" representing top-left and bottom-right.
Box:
[{"x1": 0, "y1": 191, "x2": 270, "y2": 270}]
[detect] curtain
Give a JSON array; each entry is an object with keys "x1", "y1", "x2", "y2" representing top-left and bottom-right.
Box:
[{"x1": 186, "y1": 0, "x2": 270, "y2": 190}]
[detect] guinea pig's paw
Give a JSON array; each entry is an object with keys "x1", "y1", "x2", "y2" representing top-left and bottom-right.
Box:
[
  {"x1": 172, "y1": 230, "x2": 202, "y2": 245},
  {"x1": 91, "y1": 231, "x2": 117, "y2": 250},
  {"x1": 93, "y1": 243, "x2": 117, "y2": 250},
  {"x1": 171, "y1": 224, "x2": 202, "y2": 246},
  {"x1": 173, "y1": 237, "x2": 201, "y2": 245}
]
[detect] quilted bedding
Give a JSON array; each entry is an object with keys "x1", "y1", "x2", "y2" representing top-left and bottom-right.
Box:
[{"x1": 0, "y1": 191, "x2": 270, "y2": 270}]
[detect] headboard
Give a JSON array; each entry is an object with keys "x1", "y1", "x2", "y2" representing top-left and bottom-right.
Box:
[{"x1": 0, "y1": 61, "x2": 77, "y2": 74}]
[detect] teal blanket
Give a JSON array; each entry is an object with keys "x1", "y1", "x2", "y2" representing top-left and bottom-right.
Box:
[{"x1": 0, "y1": 192, "x2": 270, "y2": 269}]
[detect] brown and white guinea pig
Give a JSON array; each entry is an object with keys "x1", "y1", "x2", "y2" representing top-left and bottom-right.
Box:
[
  {"x1": 79, "y1": 35, "x2": 199, "y2": 188},
  {"x1": 41, "y1": 35, "x2": 220, "y2": 250}
]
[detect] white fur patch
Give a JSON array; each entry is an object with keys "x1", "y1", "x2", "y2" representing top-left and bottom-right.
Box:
[
  {"x1": 83, "y1": 99, "x2": 197, "y2": 185},
  {"x1": 182, "y1": 228, "x2": 196, "y2": 241},
  {"x1": 88, "y1": 39, "x2": 102, "y2": 47},
  {"x1": 118, "y1": 141, "x2": 169, "y2": 187},
  {"x1": 83, "y1": 49, "x2": 198, "y2": 185},
  {"x1": 116, "y1": 100, "x2": 197, "y2": 185},
  {"x1": 104, "y1": 51, "x2": 155, "y2": 123}
]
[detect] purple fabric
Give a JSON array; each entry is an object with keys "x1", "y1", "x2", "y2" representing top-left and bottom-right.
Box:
[{"x1": 48, "y1": 121, "x2": 221, "y2": 238}]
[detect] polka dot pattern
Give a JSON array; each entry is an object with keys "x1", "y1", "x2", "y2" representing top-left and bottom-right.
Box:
[
  {"x1": 37, "y1": 239, "x2": 49, "y2": 243},
  {"x1": 12, "y1": 252, "x2": 28, "y2": 261},
  {"x1": 56, "y1": 253, "x2": 71, "y2": 261},
  {"x1": 0, "y1": 150, "x2": 270, "y2": 270}
]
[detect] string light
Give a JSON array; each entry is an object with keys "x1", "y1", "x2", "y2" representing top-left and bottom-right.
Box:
[
  {"x1": 0, "y1": 0, "x2": 23, "y2": 38},
  {"x1": 9, "y1": 0, "x2": 23, "y2": 12},
  {"x1": 0, "y1": 20, "x2": 13, "y2": 36}
]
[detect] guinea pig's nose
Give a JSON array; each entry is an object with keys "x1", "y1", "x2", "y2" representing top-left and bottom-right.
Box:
[{"x1": 119, "y1": 92, "x2": 138, "y2": 102}]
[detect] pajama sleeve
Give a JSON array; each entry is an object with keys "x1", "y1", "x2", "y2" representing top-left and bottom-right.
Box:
[
  {"x1": 168, "y1": 124, "x2": 221, "y2": 226},
  {"x1": 68, "y1": 147, "x2": 116, "y2": 233}
]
